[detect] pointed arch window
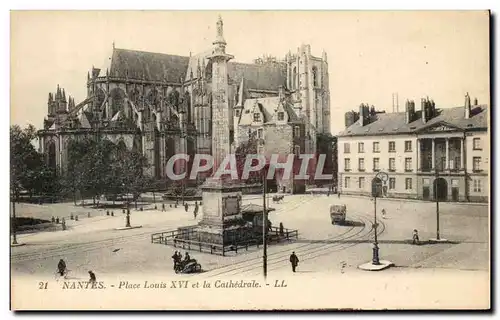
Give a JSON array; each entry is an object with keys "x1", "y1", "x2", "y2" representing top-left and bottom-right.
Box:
[
  {"x1": 312, "y1": 66, "x2": 318, "y2": 87},
  {"x1": 292, "y1": 67, "x2": 297, "y2": 90}
]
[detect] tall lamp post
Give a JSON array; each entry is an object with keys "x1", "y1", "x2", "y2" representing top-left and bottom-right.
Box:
[
  {"x1": 11, "y1": 189, "x2": 18, "y2": 245},
  {"x1": 371, "y1": 171, "x2": 388, "y2": 265},
  {"x1": 359, "y1": 171, "x2": 393, "y2": 271},
  {"x1": 435, "y1": 169, "x2": 440, "y2": 241},
  {"x1": 262, "y1": 168, "x2": 268, "y2": 279},
  {"x1": 123, "y1": 183, "x2": 131, "y2": 228}
]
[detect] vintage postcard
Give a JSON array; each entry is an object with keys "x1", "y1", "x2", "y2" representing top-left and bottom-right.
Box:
[{"x1": 10, "y1": 10, "x2": 490, "y2": 310}]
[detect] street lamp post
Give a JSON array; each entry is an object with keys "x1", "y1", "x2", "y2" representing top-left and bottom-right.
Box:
[
  {"x1": 434, "y1": 169, "x2": 440, "y2": 240},
  {"x1": 372, "y1": 171, "x2": 388, "y2": 266},
  {"x1": 262, "y1": 169, "x2": 268, "y2": 279},
  {"x1": 11, "y1": 191, "x2": 18, "y2": 245},
  {"x1": 124, "y1": 183, "x2": 131, "y2": 228}
]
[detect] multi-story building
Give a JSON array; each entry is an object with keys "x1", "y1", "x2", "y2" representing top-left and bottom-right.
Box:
[
  {"x1": 337, "y1": 93, "x2": 489, "y2": 202},
  {"x1": 37, "y1": 16, "x2": 331, "y2": 192}
]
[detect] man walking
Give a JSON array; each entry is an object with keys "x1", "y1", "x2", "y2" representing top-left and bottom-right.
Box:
[{"x1": 289, "y1": 251, "x2": 299, "y2": 272}]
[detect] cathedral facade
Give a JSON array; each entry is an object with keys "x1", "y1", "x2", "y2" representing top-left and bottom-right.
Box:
[{"x1": 38, "y1": 17, "x2": 331, "y2": 192}]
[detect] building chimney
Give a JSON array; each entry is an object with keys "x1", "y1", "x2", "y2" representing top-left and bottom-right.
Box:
[
  {"x1": 405, "y1": 100, "x2": 411, "y2": 124},
  {"x1": 421, "y1": 98, "x2": 427, "y2": 124},
  {"x1": 465, "y1": 92, "x2": 471, "y2": 119},
  {"x1": 359, "y1": 104, "x2": 365, "y2": 126}
]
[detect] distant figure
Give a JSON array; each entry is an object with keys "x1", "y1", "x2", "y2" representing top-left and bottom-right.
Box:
[
  {"x1": 184, "y1": 203, "x2": 189, "y2": 212},
  {"x1": 88, "y1": 271, "x2": 96, "y2": 283},
  {"x1": 56, "y1": 217, "x2": 60, "y2": 224},
  {"x1": 172, "y1": 251, "x2": 180, "y2": 270},
  {"x1": 70, "y1": 214, "x2": 74, "y2": 220},
  {"x1": 381, "y1": 209, "x2": 386, "y2": 219},
  {"x1": 88, "y1": 212, "x2": 91, "y2": 218},
  {"x1": 107, "y1": 210, "x2": 110, "y2": 216},
  {"x1": 62, "y1": 218, "x2": 66, "y2": 230},
  {"x1": 184, "y1": 252, "x2": 191, "y2": 262},
  {"x1": 51, "y1": 216, "x2": 55, "y2": 223},
  {"x1": 162, "y1": 203, "x2": 166, "y2": 212},
  {"x1": 194, "y1": 203, "x2": 199, "y2": 219},
  {"x1": 412, "y1": 229, "x2": 420, "y2": 245},
  {"x1": 75, "y1": 215, "x2": 78, "y2": 221},
  {"x1": 279, "y1": 222, "x2": 284, "y2": 236},
  {"x1": 57, "y1": 259, "x2": 67, "y2": 276},
  {"x1": 338, "y1": 192, "x2": 341, "y2": 198},
  {"x1": 289, "y1": 252, "x2": 299, "y2": 272},
  {"x1": 327, "y1": 190, "x2": 330, "y2": 197},
  {"x1": 111, "y1": 211, "x2": 114, "y2": 216}
]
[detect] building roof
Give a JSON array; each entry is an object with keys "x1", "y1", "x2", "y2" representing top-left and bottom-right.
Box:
[
  {"x1": 238, "y1": 97, "x2": 300, "y2": 126},
  {"x1": 110, "y1": 48, "x2": 190, "y2": 83},
  {"x1": 337, "y1": 105, "x2": 488, "y2": 137},
  {"x1": 228, "y1": 62, "x2": 286, "y2": 91}
]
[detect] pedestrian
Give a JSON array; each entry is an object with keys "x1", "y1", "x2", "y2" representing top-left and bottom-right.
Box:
[
  {"x1": 279, "y1": 222, "x2": 284, "y2": 237},
  {"x1": 172, "y1": 251, "x2": 179, "y2": 270},
  {"x1": 56, "y1": 217, "x2": 60, "y2": 224},
  {"x1": 381, "y1": 209, "x2": 386, "y2": 219},
  {"x1": 51, "y1": 216, "x2": 55, "y2": 223},
  {"x1": 184, "y1": 203, "x2": 189, "y2": 212},
  {"x1": 162, "y1": 203, "x2": 165, "y2": 212},
  {"x1": 57, "y1": 259, "x2": 67, "y2": 276},
  {"x1": 338, "y1": 192, "x2": 341, "y2": 198},
  {"x1": 88, "y1": 270, "x2": 96, "y2": 283},
  {"x1": 289, "y1": 252, "x2": 299, "y2": 272},
  {"x1": 184, "y1": 252, "x2": 191, "y2": 262},
  {"x1": 193, "y1": 205, "x2": 198, "y2": 219},
  {"x1": 62, "y1": 218, "x2": 66, "y2": 230},
  {"x1": 412, "y1": 229, "x2": 420, "y2": 245},
  {"x1": 75, "y1": 215, "x2": 78, "y2": 221}
]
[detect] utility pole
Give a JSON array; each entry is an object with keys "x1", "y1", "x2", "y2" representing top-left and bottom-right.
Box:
[
  {"x1": 435, "y1": 169, "x2": 440, "y2": 240},
  {"x1": 262, "y1": 169, "x2": 268, "y2": 279}
]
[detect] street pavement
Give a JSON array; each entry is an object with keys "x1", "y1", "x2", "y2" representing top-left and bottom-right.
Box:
[{"x1": 11, "y1": 194, "x2": 489, "y2": 280}]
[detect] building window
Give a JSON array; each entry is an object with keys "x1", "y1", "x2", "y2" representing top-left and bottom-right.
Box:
[
  {"x1": 389, "y1": 158, "x2": 396, "y2": 171},
  {"x1": 277, "y1": 111, "x2": 285, "y2": 121},
  {"x1": 423, "y1": 178, "x2": 430, "y2": 186},
  {"x1": 358, "y1": 142, "x2": 364, "y2": 153},
  {"x1": 344, "y1": 177, "x2": 350, "y2": 189},
  {"x1": 389, "y1": 141, "x2": 396, "y2": 153},
  {"x1": 253, "y1": 113, "x2": 261, "y2": 122},
  {"x1": 257, "y1": 128, "x2": 263, "y2": 139},
  {"x1": 473, "y1": 157, "x2": 481, "y2": 171},
  {"x1": 389, "y1": 177, "x2": 396, "y2": 190},
  {"x1": 451, "y1": 179, "x2": 459, "y2": 187},
  {"x1": 405, "y1": 178, "x2": 412, "y2": 190},
  {"x1": 473, "y1": 179, "x2": 482, "y2": 192},
  {"x1": 358, "y1": 177, "x2": 365, "y2": 189},
  {"x1": 405, "y1": 141, "x2": 412, "y2": 152},
  {"x1": 373, "y1": 142, "x2": 380, "y2": 153},
  {"x1": 344, "y1": 143, "x2": 350, "y2": 154},
  {"x1": 344, "y1": 158, "x2": 351, "y2": 171},
  {"x1": 473, "y1": 138, "x2": 482, "y2": 150},
  {"x1": 405, "y1": 158, "x2": 412, "y2": 172},
  {"x1": 294, "y1": 126, "x2": 300, "y2": 137},
  {"x1": 358, "y1": 158, "x2": 365, "y2": 171},
  {"x1": 373, "y1": 158, "x2": 380, "y2": 171}
]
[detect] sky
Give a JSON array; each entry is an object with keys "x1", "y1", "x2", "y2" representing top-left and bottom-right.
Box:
[{"x1": 10, "y1": 11, "x2": 490, "y2": 135}]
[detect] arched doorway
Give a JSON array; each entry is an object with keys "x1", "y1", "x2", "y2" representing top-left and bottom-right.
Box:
[
  {"x1": 47, "y1": 141, "x2": 56, "y2": 170},
  {"x1": 434, "y1": 178, "x2": 448, "y2": 201}
]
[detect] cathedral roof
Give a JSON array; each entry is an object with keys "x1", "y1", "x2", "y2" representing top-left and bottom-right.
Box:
[
  {"x1": 228, "y1": 62, "x2": 286, "y2": 91},
  {"x1": 110, "y1": 48, "x2": 190, "y2": 83}
]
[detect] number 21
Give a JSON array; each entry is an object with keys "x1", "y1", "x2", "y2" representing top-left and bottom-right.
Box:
[{"x1": 38, "y1": 282, "x2": 48, "y2": 290}]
